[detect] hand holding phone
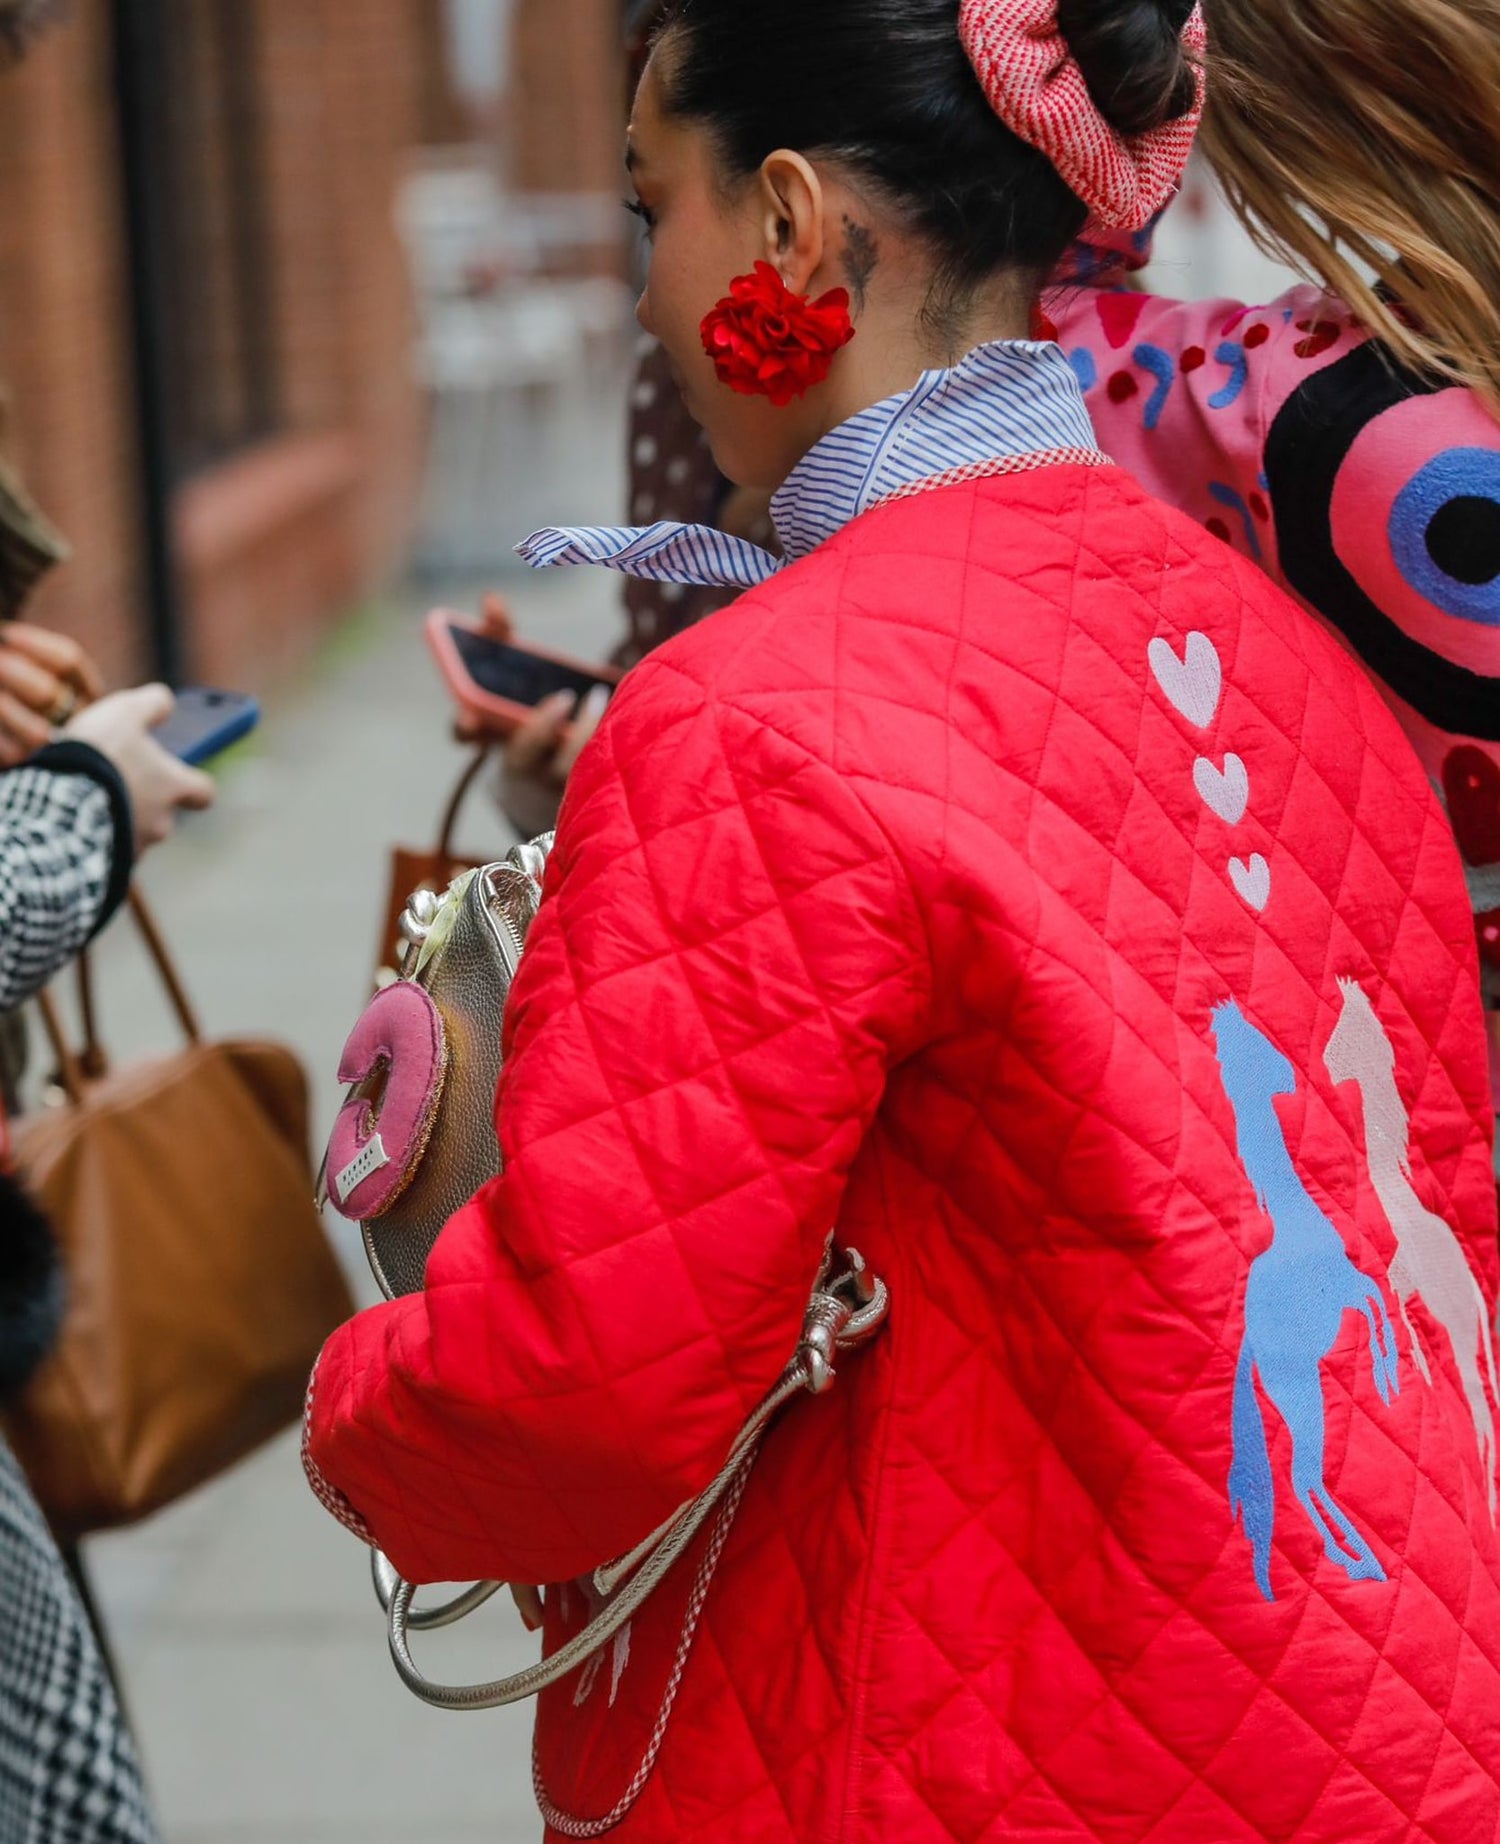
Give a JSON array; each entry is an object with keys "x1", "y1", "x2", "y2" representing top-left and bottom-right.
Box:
[
  {"x1": 63, "y1": 686, "x2": 218, "y2": 852},
  {"x1": 496, "y1": 679, "x2": 614, "y2": 837},
  {"x1": 150, "y1": 686, "x2": 260, "y2": 766},
  {"x1": 427, "y1": 608, "x2": 619, "y2": 834},
  {"x1": 426, "y1": 610, "x2": 620, "y2": 737}
]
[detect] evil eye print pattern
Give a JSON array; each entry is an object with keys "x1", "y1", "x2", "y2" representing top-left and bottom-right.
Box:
[
  {"x1": 1265, "y1": 343, "x2": 1500, "y2": 742},
  {"x1": 1389, "y1": 445, "x2": 1500, "y2": 631}
]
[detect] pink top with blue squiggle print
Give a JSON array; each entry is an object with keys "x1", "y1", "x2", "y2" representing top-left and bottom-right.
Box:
[{"x1": 1048, "y1": 276, "x2": 1500, "y2": 1099}]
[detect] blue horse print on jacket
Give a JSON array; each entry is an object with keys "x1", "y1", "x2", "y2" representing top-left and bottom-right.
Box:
[{"x1": 1211, "y1": 1001, "x2": 1400, "y2": 1600}]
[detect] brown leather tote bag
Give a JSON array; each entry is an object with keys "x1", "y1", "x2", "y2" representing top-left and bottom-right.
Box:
[{"x1": 1, "y1": 889, "x2": 354, "y2": 1538}]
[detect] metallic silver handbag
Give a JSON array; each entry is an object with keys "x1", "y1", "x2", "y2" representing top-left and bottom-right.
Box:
[
  {"x1": 326, "y1": 837, "x2": 553, "y2": 1299},
  {"x1": 318, "y1": 838, "x2": 888, "y2": 1836}
]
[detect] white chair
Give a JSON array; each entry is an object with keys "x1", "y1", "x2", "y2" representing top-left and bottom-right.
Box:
[{"x1": 397, "y1": 154, "x2": 634, "y2": 574}]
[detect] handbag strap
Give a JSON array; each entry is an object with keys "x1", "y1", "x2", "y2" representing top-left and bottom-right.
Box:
[
  {"x1": 123, "y1": 886, "x2": 202, "y2": 1042},
  {"x1": 534, "y1": 1460, "x2": 755, "y2": 1840},
  {"x1": 43, "y1": 885, "x2": 201, "y2": 1092},
  {"x1": 383, "y1": 1368, "x2": 799, "y2": 1710},
  {"x1": 437, "y1": 743, "x2": 495, "y2": 860},
  {"x1": 34, "y1": 988, "x2": 88, "y2": 1106},
  {"x1": 377, "y1": 1247, "x2": 890, "y2": 1833}
]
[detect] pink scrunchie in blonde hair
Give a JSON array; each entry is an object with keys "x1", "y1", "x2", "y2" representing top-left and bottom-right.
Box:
[{"x1": 958, "y1": 0, "x2": 1206, "y2": 230}]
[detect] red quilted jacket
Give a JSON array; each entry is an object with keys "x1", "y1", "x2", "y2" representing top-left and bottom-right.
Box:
[{"x1": 307, "y1": 464, "x2": 1500, "y2": 1842}]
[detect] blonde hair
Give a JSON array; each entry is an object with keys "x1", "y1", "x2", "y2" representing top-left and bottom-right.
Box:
[{"x1": 1200, "y1": 0, "x2": 1500, "y2": 412}]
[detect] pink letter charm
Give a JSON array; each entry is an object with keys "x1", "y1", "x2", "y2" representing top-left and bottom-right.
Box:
[{"x1": 325, "y1": 983, "x2": 447, "y2": 1221}]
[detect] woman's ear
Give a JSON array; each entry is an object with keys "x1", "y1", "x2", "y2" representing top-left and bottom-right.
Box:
[{"x1": 756, "y1": 150, "x2": 826, "y2": 293}]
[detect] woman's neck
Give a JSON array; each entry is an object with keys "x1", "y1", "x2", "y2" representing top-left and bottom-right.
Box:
[{"x1": 809, "y1": 277, "x2": 1034, "y2": 448}]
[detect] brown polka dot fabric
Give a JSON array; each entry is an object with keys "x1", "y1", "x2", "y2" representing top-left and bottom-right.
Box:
[{"x1": 616, "y1": 341, "x2": 774, "y2": 667}]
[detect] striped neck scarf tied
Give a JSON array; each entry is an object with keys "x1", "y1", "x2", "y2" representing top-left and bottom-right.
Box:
[{"x1": 517, "y1": 338, "x2": 1106, "y2": 591}]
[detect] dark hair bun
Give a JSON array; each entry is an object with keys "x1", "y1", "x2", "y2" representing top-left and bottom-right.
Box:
[
  {"x1": 1057, "y1": 0, "x2": 1200, "y2": 139},
  {"x1": 657, "y1": 0, "x2": 1098, "y2": 295}
]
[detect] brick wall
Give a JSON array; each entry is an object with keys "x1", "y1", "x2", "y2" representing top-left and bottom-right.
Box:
[
  {"x1": 178, "y1": 0, "x2": 429, "y2": 688},
  {"x1": 413, "y1": 0, "x2": 471, "y2": 144},
  {"x1": 511, "y1": 0, "x2": 627, "y2": 197},
  {"x1": 0, "y1": 0, "x2": 146, "y2": 684},
  {"x1": 0, "y1": 0, "x2": 433, "y2": 692},
  {"x1": 0, "y1": 0, "x2": 633, "y2": 695}
]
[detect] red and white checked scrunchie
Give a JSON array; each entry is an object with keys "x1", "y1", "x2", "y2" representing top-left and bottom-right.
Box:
[{"x1": 958, "y1": 0, "x2": 1206, "y2": 230}]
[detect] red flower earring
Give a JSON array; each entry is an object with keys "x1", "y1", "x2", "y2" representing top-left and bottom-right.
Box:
[{"x1": 699, "y1": 261, "x2": 856, "y2": 408}]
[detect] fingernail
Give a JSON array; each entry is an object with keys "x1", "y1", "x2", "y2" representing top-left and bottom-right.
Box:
[
  {"x1": 582, "y1": 684, "x2": 611, "y2": 720},
  {"x1": 542, "y1": 690, "x2": 575, "y2": 715}
]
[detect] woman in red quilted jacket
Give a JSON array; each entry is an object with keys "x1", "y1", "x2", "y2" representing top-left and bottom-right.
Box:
[{"x1": 307, "y1": 2, "x2": 1500, "y2": 1836}]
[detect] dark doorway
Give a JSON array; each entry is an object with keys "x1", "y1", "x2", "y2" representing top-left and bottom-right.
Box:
[{"x1": 111, "y1": 0, "x2": 280, "y2": 681}]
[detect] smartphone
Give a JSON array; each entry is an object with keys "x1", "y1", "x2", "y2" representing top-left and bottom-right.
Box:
[
  {"x1": 426, "y1": 610, "x2": 621, "y2": 736},
  {"x1": 151, "y1": 687, "x2": 260, "y2": 766}
]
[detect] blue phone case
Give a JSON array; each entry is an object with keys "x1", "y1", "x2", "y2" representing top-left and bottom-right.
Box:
[{"x1": 152, "y1": 689, "x2": 261, "y2": 766}]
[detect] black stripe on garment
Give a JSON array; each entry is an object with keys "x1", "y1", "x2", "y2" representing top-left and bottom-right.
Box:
[
  {"x1": 26, "y1": 742, "x2": 133, "y2": 938},
  {"x1": 1265, "y1": 340, "x2": 1500, "y2": 742}
]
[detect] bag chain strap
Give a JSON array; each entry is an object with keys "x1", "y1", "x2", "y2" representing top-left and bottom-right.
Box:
[
  {"x1": 380, "y1": 1244, "x2": 890, "y2": 1833},
  {"x1": 533, "y1": 1456, "x2": 754, "y2": 1839}
]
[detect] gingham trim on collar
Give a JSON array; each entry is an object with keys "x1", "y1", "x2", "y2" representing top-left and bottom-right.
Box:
[{"x1": 867, "y1": 445, "x2": 1113, "y2": 512}]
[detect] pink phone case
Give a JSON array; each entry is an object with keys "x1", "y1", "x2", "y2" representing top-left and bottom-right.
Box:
[{"x1": 424, "y1": 609, "x2": 622, "y2": 737}]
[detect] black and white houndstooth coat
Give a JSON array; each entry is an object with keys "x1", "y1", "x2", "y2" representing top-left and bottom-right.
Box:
[
  {"x1": 0, "y1": 747, "x2": 159, "y2": 1844},
  {"x1": 0, "y1": 1441, "x2": 157, "y2": 1844}
]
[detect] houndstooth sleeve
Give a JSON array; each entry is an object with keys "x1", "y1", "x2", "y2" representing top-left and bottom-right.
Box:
[{"x1": 0, "y1": 742, "x2": 131, "y2": 1012}]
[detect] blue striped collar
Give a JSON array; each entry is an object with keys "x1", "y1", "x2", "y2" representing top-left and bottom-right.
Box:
[
  {"x1": 518, "y1": 338, "x2": 1104, "y2": 590},
  {"x1": 771, "y1": 338, "x2": 1097, "y2": 560}
]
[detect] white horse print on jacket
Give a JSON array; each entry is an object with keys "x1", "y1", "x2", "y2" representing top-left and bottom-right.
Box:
[{"x1": 1324, "y1": 978, "x2": 1499, "y2": 1515}]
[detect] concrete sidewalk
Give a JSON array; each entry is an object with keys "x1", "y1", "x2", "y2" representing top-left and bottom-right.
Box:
[{"x1": 80, "y1": 559, "x2": 625, "y2": 1844}]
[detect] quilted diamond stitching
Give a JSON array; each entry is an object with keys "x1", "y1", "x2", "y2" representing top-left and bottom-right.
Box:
[{"x1": 306, "y1": 465, "x2": 1500, "y2": 1844}]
